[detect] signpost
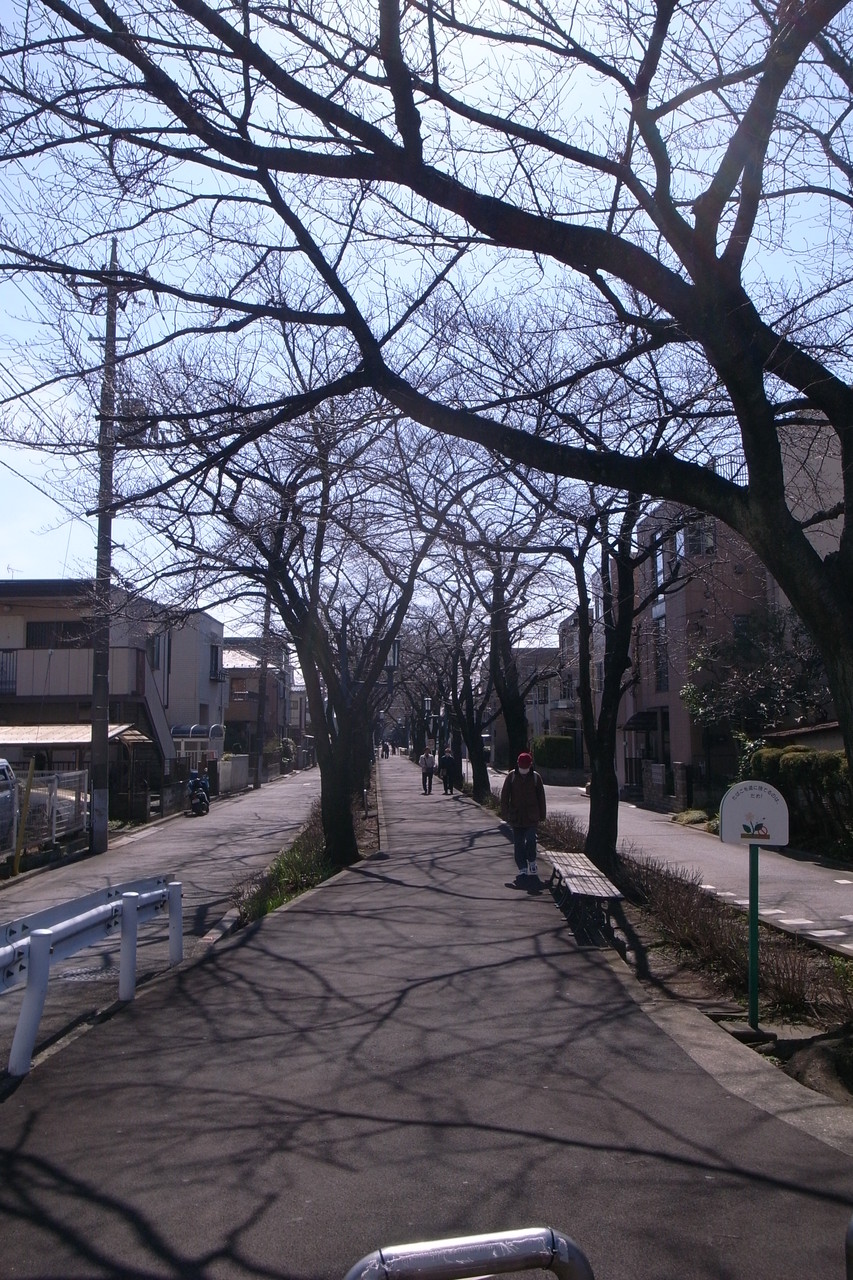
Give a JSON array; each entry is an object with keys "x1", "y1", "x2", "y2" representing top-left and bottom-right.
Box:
[{"x1": 719, "y1": 780, "x2": 789, "y2": 1030}]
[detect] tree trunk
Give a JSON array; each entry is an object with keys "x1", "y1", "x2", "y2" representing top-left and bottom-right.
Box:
[
  {"x1": 468, "y1": 736, "x2": 492, "y2": 803},
  {"x1": 490, "y1": 564, "x2": 529, "y2": 765},
  {"x1": 293, "y1": 637, "x2": 361, "y2": 868},
  {"x1": 584, "y1": 742, "x2": 621, "y2": 873},
  {"x1": 318, "y1": 749, "x2": 360, "y2": 867}
]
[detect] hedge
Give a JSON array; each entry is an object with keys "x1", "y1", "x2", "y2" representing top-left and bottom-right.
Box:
[
  {"x1": 749, "y1": 746, "x2": 853, "y2": 845},
  {"x1": 531, "y1": 735, "x2": 575, "y2": 769}
]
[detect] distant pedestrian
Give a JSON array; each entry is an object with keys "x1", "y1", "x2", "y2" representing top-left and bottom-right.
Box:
[
  {"x1": 439, "y1": 745, "x2": 455, "y2": 794},
  {"x1": 500, "y1": 751, "x2": 546, "y2": 882},
  {"x1": 419, "y1": 747, "x2": 436, "y2": 794}
]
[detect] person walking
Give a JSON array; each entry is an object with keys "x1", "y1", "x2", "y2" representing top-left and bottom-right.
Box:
[
  {"x1": 439, "y1": 744, "x2": 455, "y2": 794},
  {"x1": 419, "y1": 746, "x2": 436, "y2": 794},
  {"x1": 500, "y1": 751, "x2": 547, "y2": 881}
]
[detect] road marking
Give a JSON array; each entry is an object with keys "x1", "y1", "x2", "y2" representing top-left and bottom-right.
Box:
[
  {"x1": 779, "y1": 918, "x2": 814, "y2": 926},
  {"x1": 734, "y1": 899, "x2": 749, "y2": 905},
  {"x1": 759, "y1": 908, "x2": 785, "y2": 915},
  {"x1": 840, "y1": 915, "x2": 853, "y2": 922},
  {"x1": 808, "y1": 929, "x2": 848, "y2": 938},
  {"x1": 836, "y1": 879, "x2": 853, "y2": 884},
  {"x1": 700, "y1": 884, "x2": 715, "y2": 890}
]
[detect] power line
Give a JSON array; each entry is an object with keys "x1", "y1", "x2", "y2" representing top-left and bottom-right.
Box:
[{"x1": 0, "y1": 454, "x2": 81, "y2": 518}]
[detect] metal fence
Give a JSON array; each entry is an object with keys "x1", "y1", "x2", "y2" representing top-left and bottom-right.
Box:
[{"x1": 3, "y1": 770, "x2": 90, "y2": 853}]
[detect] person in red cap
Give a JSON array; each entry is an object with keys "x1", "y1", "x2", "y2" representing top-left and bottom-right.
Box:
[{"x1": 500, "y1": 751, "x2": 547, "y2": 882}]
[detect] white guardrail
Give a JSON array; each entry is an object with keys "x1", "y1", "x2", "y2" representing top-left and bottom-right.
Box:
[{"x1": 0, "y1": 875, "x2": 182, "y2": 1077}]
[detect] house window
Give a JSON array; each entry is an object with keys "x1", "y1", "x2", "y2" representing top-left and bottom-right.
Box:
[
  {"x1": 537, "y1": 684, "x2": 549, "y2": 704},
  {"x1": 147, "y1": 633, "x2": 162, "y2": 670},
  {"x1": 653, "y1": 616, "x2": 669, "y2": 692},
  {"x1": 26, "y1": 620, "x2": 90, "y2": 649},
  {"x1": 561, "y1": 675, "x2": 573, "y2": 700},
  {"x1": 209, "y1": 644, "x2": 220, "y2": 680},
  {"x1": 686, "y1": 517, "x2": 717, "y2": 557},
  {"x1": 0, "y1": 650, "x2": 16, "y2": 694}
]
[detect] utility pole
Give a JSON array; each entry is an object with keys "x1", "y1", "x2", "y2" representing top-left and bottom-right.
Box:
[
  {"x1": 253, "y1": 591, "x2": 272, "y2": 790},
  {"x1": 91, "y1": 238, "x2": 118, "y2": 854}
]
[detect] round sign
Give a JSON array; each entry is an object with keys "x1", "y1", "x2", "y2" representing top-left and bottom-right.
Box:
[{"x1": 719, "y1": 780, "x2": 789, "y2": 846}]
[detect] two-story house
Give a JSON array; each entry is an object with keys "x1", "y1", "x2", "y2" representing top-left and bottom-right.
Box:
[
  {"x1": 222, "y1": 635, "x2": 291, "y2": 758},
  {"x1": 0, "y1": 579, "x2": 224, "y2": 809}
]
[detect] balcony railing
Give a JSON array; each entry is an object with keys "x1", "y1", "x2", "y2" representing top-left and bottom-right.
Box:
[
  {"x1": 0, "y1": 650, "x2": 16, "y2": 696},
  {"x1": 6, "y1": 647, "x2": 144, "y2": 698}
]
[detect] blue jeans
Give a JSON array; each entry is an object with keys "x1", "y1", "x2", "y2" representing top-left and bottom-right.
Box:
[{"x1": 513, "y1": 826, "x2": 537, "y2": 872}]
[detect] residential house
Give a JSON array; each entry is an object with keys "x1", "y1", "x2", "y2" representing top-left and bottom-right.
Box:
[
  {"x1": 0, "y1": 579, "x2": 224, "y2": 809},
  {"x1": 222, "y1": 635, "x2": 291, "y2": 758}
]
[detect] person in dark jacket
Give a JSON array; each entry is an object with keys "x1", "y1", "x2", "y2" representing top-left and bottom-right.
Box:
[
  {"x1": 500, "y1": 751, "x2": 547, "y2": 881},
  {"x1": 439, "y1": 744, "x2": 455, "y2": 794}
]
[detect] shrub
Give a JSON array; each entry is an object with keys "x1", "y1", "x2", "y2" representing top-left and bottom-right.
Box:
[
  {"x1": 749, "y1": 745, "x2": 853, "y2": 848},
  {"x1": 539, "y1": 812, "x2": 586, "y2": 852},
  {"x1": 531, "y1": 735, "x2": 575, "y2": 769},
  {"x1": 232, "y1": 801, "x2": 333, "y2": 923},
  {"x1": 671, "y1": 809, "x2": 711, "y2": 827}
]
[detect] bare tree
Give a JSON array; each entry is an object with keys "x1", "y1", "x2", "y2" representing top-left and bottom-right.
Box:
[
  {"x1": 6, "y1": 1, "x2": 853, "y2": 769},
  {"x1": 129, "y1": 400, "x2": 463, "y2": 865}
]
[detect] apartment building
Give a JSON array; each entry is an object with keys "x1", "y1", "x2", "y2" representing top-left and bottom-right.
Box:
[
  {"x1": 488, "y1": 646, "x2": 561, "y2": 766},
  {"x1": 611, "y1": 509, "x2": 769, "y2": 802}
]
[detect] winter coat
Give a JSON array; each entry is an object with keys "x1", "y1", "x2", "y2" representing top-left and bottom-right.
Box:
[{"x1": 500, "y1": 768, "x2": 546, "y2": 827}]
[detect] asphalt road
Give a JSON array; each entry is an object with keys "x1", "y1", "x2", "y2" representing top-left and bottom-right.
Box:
[
  {"x1": 1, "y1": 754, "x2": 851, "y2": 1280},
  {"x1": 0, "y1": 768, "x2": 321, "y2": 1069}
]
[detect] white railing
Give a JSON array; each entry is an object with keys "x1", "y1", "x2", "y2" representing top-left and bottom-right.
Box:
[{"x1": 0, "y1": 875, "x2": 182, "y2": 1076}]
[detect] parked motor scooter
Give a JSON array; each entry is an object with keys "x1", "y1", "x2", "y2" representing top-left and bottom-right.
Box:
[{"x1": 187, "y1": 770, "x2": 210, "y2": 816}]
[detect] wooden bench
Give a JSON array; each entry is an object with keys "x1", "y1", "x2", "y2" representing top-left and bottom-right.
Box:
[{"x1": 542, "y1": 850, "x2": 622, "y2": 932}]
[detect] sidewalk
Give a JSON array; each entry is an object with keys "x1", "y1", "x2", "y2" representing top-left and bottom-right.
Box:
[{"x1": 1, "y1": 755, "x2": 852, "y2": 1280}]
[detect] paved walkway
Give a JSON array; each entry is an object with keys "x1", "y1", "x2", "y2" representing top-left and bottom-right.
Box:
[{"x1": 0, "y1": 756, "x2": 852, "y2": 1280}]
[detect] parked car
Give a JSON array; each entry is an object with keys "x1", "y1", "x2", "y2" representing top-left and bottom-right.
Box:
[{"x1": 0, "y1": 759, "x2": 18, "y2": 848}]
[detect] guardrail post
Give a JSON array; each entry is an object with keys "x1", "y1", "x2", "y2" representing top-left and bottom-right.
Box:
[
  {"x1": 168, "y1": 881, "x2": 183, "y2": 965},
  {"x1": 8, "y1": 929, "x2": 52, "y2": 1077},
  {"x1": 119, "y1": 892, "x2": 139, "y2": 1001}
]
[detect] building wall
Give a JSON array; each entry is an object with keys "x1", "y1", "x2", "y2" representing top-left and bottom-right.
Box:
[
  {"x1": 623, "y1": 508, "x2": 769, "y2": 798},
  {"x1": 168, "y1": 615, "x2": 226, "y2": 729}
]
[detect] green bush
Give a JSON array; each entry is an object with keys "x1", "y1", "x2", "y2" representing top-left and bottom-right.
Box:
[
  {"x1": 749, "y1": 745, "x2": 853, "y2": 848},
  {"x1": 531, "y1": 735, "x2": 575, "y2": 769},
  {"x1": 232, "y1": 800, "x2": 333, "y2": 923}
]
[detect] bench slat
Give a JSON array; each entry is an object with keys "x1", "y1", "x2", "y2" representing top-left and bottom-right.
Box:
[{"x1": 543, "y1": 850, "x2": 621, "y2": 900}]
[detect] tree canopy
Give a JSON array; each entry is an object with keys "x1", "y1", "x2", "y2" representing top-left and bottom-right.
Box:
[{"x1": 3, "y1": 0, "x2": 853, "y2": 756}]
